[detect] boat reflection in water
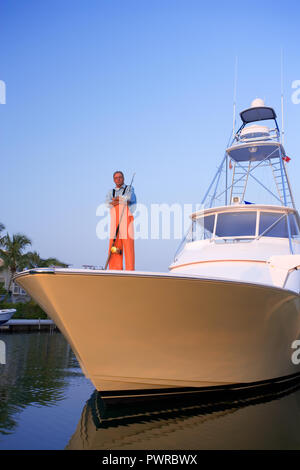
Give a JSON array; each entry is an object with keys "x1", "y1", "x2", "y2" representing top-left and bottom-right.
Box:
[{"x1": 66, "y1": 374, "x2": 300, "y2": 450}]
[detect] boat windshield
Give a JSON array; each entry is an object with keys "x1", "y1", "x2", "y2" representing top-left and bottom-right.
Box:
[
  {"x1": 215, "y1": 212, "x2": 256, "y2": 238},
  {"x1": 259, "y1": 212, "x2": 300, "y2": 238},
  {"x1": 193, "y1": 214, "x2": 215, "y2": 240},
  {"x1": 174, "y1": 209, "x2": 300, "y2": 261},
  {"x1": 177, "y1": 210, "x2": 300, "y2": 255}
]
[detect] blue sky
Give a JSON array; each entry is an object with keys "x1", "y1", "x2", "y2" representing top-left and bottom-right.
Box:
[{"x1": 1, "y1": 0, "x2": 300, "y2": 271}]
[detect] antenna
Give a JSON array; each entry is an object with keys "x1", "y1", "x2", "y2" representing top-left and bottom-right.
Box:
[
  {"x1": 232, "y1": 56, "x2": 238, "y2": 137},
  {"x1": 280, "y1": 48, "x2": 285, "y2": 145}
]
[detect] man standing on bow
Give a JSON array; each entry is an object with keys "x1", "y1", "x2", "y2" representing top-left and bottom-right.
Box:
[{"x1": 106, "y1": 171, "x2": 136, "y2": 270}]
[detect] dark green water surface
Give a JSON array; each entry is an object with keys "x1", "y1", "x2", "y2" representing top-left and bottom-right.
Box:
[{"x1": 0, "y1": 332, "x2": 300, "y2": 450}]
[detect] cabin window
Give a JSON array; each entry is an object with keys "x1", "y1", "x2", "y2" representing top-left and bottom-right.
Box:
[
  {"x1": 193, "y1": 214, "x2": 215, "y2": 240},
  {"x1": 259, "y1": 212, "x2": 300, "y2": 238},
  {"x1": 215, "y1": 212, "x2": 257, "y2": 237}
]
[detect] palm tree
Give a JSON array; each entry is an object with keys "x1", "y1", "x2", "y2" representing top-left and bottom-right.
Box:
[
  {"x1": 23, "y1": 251, "x2": 68, "y2": 268},
  {"x1": 20, "y1": 251, "x2": 41, "y2": 269},
  {"x1": 0, "y1": 222, "x2": 5, "y2": 244},
  {"x1": 0, "y1": 223, "x2": 5, "y2": 272},
  {"x1": 0, "y1": 224, "x2": 6, "y2": 296},
  {"x1": 0, "y1": 233, "x2": 32, "y2": 298},
  {"x1": 42, "y1": 257, "x2": 68, "y2": 268}
]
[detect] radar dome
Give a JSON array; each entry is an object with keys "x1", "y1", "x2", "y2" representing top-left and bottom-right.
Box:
[{"x1": 251, "y1": 98, "x2": 265, "y2": 108}]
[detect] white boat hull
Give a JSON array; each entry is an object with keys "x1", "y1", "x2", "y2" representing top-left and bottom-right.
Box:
[
  {"x1": 15, "y1": 270, "x2": 300, "y2": 394},
  {"x1": 16, "y1": 271, "x2": 300, "y2": 391}
]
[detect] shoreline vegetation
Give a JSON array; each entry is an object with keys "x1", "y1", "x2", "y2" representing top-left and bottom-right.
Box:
[
  {"x1": 0, "y1": 300, "x2": 48, "y2": 319},
  {"x1": 0, "y1": 222, "x2": 68, "y2": 319}
]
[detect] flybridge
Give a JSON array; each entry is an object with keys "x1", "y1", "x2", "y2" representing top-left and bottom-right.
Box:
[{"x1": 202, "y1": 98, "x2": 295, "y2": 211}]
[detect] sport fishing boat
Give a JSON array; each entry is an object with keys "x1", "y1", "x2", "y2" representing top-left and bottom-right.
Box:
[
  {"x1": 14, "y1": 99, "x2": 300, "y2": 398},
  {"x1": 0, "y1": 309, "x2": 16, "y2": 325}
]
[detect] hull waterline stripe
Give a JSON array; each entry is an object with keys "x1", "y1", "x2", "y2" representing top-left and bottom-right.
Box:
[{"x1": 98, "y1": 370, "x2": 300, "y2": 399}]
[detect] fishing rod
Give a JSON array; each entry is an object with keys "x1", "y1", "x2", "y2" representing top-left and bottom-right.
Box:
[{"x1": 104, "y1": 172, "x2": 136, "y2": 270}]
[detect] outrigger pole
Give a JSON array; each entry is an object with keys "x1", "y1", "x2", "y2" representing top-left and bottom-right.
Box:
[
  {"x1": 279, "y1": 49, "x2": 293, "y2": 253},
  {"x1": 104, "y1": 172, "x2": 136, "y2": 270},
  {"x1": 232, "y1": 56, "x2": 238, "y2": 139},
  {"x1": 227, "y1": 56, "x2": 239, "y2": 206},
  {"x1": 280, "y1": 48, "x2": 285, "y2": 146}
]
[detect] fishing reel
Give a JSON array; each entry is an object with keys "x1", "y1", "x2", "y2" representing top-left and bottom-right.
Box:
[{"x1": 111, "y1": 246, "x2": 122, "y2": 255}]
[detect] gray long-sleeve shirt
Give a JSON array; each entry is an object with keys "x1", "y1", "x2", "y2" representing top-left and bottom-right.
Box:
[{"x1": 105, "y1": 184, "x2": 137, "y2": 213}]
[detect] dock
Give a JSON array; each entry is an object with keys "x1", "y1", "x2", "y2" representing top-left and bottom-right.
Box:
[{"x1": 0, "y1": 319, "x2": 58, "y2": 333}]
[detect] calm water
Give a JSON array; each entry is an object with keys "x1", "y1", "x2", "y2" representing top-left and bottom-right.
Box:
[{"x1": 0, "y1": 332, "x2": 300, "y2": 450}]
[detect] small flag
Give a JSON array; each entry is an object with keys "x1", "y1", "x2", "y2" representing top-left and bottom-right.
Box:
[
  {"x1": 229, "y1": 159, "x2": 233, "y2": 169},
  {"x1": 282, "y1": 156, "x2": 291, "y2": 162}
]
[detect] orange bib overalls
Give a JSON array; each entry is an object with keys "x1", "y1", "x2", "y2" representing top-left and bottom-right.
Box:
[{"x1": 108, "y1": 199, "x2": 135, "y2": 271}]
